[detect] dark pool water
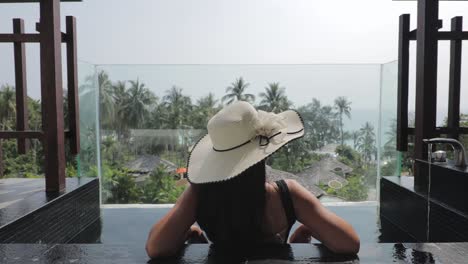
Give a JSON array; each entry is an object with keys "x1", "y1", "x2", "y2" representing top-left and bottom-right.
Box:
[{"x1": 71, "y1": 204, "x2": 413, "y2": 245}]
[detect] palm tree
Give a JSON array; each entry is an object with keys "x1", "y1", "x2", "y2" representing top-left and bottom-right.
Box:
[
  {"x1": 112, "y1": 81, "x2": 130, "y2": 139},
  {"x1": 124, "y1": 79, "x2": 156, "y2": 129},
  {"x1": 162, "y1": 86, "x2": 192, "y2": 129},
  {"x1": 334, "y1": 96, "x2": 352, "y2": 146},
  {"x1": 352, "y1": 130, "x2": 361, "y2": 150},
  {"x1": 258, "y1": 82, "x2": 291, "y2": 113},
  {"x1": 298, "y1": 98, "x2": 340, "y2": 150},
  {"x1": 112, "y1": 81, "x2": 128, "y2": 106},
  {"x1": 383, "y1": 120, "x2": 397, "y2": 158},
  {"x1": 96, "y1": 71, "x2": 114, "y2": 128},
  {"x1": 194, "y1": 93, "x2": 220, "y2": 129},
  {"x1": 0, "y1": 84, "x2": 16, "y2": 178},
  {"x1": 222, "y1": 77, "x2": 255, "y2": 104},
  {"x1": 197, "y1": 93, "x2": 218, "y2": 111},
  {"x1": 357, "y1": 122, "x2": 377, "y2": 163},
  {"x1": 0, "y1": 84, "x2": 16, "y2": 130}
]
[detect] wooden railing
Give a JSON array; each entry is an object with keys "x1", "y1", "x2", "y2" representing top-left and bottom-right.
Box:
[{"x1": 0, "y1": 3, "x2": 80, "y2": 192}]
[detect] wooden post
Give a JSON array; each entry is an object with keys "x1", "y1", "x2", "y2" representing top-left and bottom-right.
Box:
[
  {"x1": 66, "y1": 16, "x2": 80, "y2": 155},
  {"x1": 447, "y1": 16, "x2": 462, "y2": 140},
  {"x1": 39, "y1": 0, "x2": 66, "y2": 192},
  {"x1": 13, "y1": 18, "x2": 29, "y2": 154},
  {"x1": 414, "y1": 0, "x2": 439, "y2": 192},
  {"x1": 0, "y1": 140, "x2": 3, "y2": 178},
  {"x1": 397, "y1": 14, "x2": 410, "y2": 151}
]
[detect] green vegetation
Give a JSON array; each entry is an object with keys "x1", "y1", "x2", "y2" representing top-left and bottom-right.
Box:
[
  {"x1": 320, "y1": 175, "x2": 368, "y2": 201},
  {"x1": 1, "y1": 72, "x2": 388, "y2": 203},
  {"x1": 334, "y1": 96, "x2": 352, "y2": 147}
]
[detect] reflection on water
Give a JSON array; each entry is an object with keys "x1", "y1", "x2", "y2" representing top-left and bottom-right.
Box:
[
  {"x1": 74, "y1": 206, "x2": 418, "y2": 244},
  {"x1": 149, "y1": 243, "x2": 441, "y2": 263},
  {"x1": 393, "y1": 243, "x2": 438, "y2": 264},
  {"x1": 426, "y1": 144, "x2": 433, "y2": 241},
  {"x1": 148, "y1": 243, "x2": 359, "y2": 264}
]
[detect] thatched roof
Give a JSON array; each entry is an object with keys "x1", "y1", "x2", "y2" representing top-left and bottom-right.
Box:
[
  {"x1": 266, "y1": 166, "x2": 325, "y2": 198},
  {"x1": 296, "y1": 157, "x2": 350, "y2": 186},
  {"x1": 313, "y1": 143, "x2": 340, "y2": 155},
  {"x1": 125, "y1": 155, "x2": 177, "y2": 174}
]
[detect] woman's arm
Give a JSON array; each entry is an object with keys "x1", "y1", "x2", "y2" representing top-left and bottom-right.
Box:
[
  {"x1": 289, "y1": 224, "x2": 313, "y2": 243},
  {"x1": 145, "y1": 185, "x2": 197, "y2": 258},
  {"x1": 287, "y1": 179, "x2": 360, "y2": 254}
]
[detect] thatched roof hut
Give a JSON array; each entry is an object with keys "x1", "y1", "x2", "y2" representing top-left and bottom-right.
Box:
[
  {"x1": 125, "y1": 154, "x2": 177, "y2": 174},
  {"x1": 296, "y1": 157, "x2": 350, "y2": 187},
  {"x1": 266, "y1": 166, "x2": 325, "y2": 198},
  {"x1": 125, "y1": 155, "x2": 178, "y2": 183}
]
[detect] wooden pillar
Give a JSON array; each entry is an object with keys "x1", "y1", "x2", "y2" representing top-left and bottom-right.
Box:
[
  {"x1": 0, "y1": 140, "x2": 3, "y2": 178},
  {"x1": 414, "y1": 0, "x2": 439, "y2": 192},
  {"x1": 13, "y1": 18, "x2": 29, "y2": 154},
  {"x1": 447, "y1": 17, "x2": 462, "y2": 140},
  {"x1": 39, "y1": 0, "x2": 66, "y2": 192},
  {"x1": 397, "y1": 14, "x2": 410, "y2": 152},
  {"x1": 66, "y1": 16, "x2": 80, "y2": 155}
]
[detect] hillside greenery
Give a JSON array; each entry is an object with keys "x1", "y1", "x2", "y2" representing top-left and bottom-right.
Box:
[{"x1": 0, "y1": 72, "x2": 401, "y2": 203}]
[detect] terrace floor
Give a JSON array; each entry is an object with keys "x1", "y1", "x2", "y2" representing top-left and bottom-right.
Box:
[
  {"x1": 1, "y1": 240, "x2": 467, "y2": 263},
  {"x1": 0, "y1": 178, "x2": 95, "y2": 229},
  {"x1": 0, "y1": 182, "x2": 467, "y2": 263},
  {"x1": 0, "y1": 205, "x2": 460, "y2": 263}
]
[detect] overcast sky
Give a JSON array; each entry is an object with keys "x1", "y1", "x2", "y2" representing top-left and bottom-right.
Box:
[{"x1": 1, "y1": 0, "x2": 468, "y2": 128}]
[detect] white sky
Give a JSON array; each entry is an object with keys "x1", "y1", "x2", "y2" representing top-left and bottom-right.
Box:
[{"x1": 1, "y1": 0, "x2": 468, "y2": 128}]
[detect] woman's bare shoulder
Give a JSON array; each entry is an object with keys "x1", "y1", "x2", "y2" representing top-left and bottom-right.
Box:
[
  {"x1": 283, "y1": 179, "x2": 302, "y2": 193},
  {"x1": 283, "y1": 179, "x2": 299, "y2": 187},
  {"x1": 265, "y1": 179, "x2": 305, "y2": 196},
  {"x1": 283, "y1": 179, "x2": 321, "y2": 207}
]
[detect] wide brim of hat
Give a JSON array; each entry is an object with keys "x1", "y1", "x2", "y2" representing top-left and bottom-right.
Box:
[{"x1": 187, "y1": 110, "x2": 305, "y2": 184}]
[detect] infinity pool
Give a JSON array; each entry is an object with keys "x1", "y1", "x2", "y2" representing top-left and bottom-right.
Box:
[{"x1": 73, "y1": 203, "x2": 414, "y2": 245}]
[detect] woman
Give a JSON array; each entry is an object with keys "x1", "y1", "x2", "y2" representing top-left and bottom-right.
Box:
[{"x1": 146, "y1": 101, "x2": 360, "y2": 258}]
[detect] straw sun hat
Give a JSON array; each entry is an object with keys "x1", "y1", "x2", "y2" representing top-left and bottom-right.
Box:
[{"x1": 187, "y1": 101, "x2": 305, "y2": 184}]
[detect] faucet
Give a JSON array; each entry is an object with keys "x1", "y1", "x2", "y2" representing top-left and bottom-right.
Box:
[{"x1": 423, "y1": 138, "x2": 467, "y2": 168}]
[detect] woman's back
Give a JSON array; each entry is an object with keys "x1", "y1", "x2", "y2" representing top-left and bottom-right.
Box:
[
  {"x1": 262, "y1": 180, "x2": 295, "y2": 244},
  {"x1": 145, "y1": 102, "x2": 360, "y2": 258}
]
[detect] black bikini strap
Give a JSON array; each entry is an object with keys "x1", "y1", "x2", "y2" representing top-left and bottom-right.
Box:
[{"x1": 275, "y1": 180, "x2": 296, "y2": 241}]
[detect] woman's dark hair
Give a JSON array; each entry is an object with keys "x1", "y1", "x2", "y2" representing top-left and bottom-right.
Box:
[{"x1": 195, "y1": 160, "x2": 266, "y2": 249}]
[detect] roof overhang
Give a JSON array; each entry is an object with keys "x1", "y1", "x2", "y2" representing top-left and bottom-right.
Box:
[{"x1": 0, "y1": 0, "x2": 82, "y2": 3}]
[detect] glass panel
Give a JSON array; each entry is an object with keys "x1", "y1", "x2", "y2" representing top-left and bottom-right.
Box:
[
  {"x1": 0, "y1": 60, "x2": 100, "y2": 181},
  {"x1": 77, "y1": 61, "x2": 100, "y2": 179},
  {"x1": 95, "y1": 64, "x2": 388, "y2": 204},
  {"x1": 0, "y1": 44, "x2": 44, "y2": 180},
  {"x1": 378, "y1": 60, "x2": 401, "y2": 178}
]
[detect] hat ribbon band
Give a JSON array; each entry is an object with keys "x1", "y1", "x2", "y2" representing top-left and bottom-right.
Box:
[{"x1": 212, "y1": 128, "x2": 303, "y2": 152}]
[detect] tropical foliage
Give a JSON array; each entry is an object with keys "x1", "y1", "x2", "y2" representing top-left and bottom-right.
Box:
[
  {"x1": 258, "y1": 83, "x2": 291, "y2": 113},
  {"x1": 334, "y1": 96, "x2": 352, "y2": 147},
  {"x1": 1, "y1": 72, "x2": 389, "y2": 203},
  {"x1": 222, "y1": 77, "x2": 255, "y2": 104}
]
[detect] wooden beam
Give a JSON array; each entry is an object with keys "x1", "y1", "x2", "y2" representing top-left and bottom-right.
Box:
[
  {"x1": 66, "y1": 16, "x2": 80, "y2": 155},
  {"x1": 408, "y1": 31, "x2": 468, "y2": 41},
  {"x1": 397, "y1": 14, "x2": 410, "y2": 151},
  {"x1": 0, "y1": 140, "x2": 3, "y2": 178},
  {"x1": 408, "y1": 29, "x2": 417, "y2": 40},
  {"x1": 0, "y1": 131, "x2": 72, "y2": 139},
  {"x1": 40, "y1": 0, "x2": 66, "y2": 192},
  {"x1": 0, "y1": 33, "x2": 69, "y2": 43},
  {"x1": 0, "y1": 34, "x2": 40, "y2": 42},
  {"x1": 0, "y1": 0, "x2": 81, "y2": 2},
  {"x1": 0, "y1": 131, "x2": 43, "y2": 139},
  {"x1": 407, "y1": 127, "x2": 468, "y2": 135},
  {"x1": 447, "y1": 16, "x2": 463, "y2": 140},
  {"x1": 438, "y1": 31, "x2": 468, "y2": 40},
  {"x1": 13, "y1": 18, "x2": 30, "y2": 154},
  {"x1": 36, "y1": 22, "x2": 70, "y2": 42},
  {"x1": 414, "y1": 0, "x2": 439, "y2": 192}
]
